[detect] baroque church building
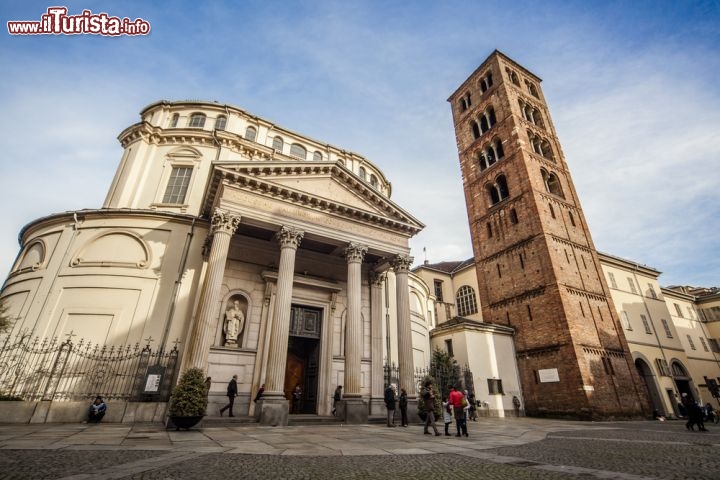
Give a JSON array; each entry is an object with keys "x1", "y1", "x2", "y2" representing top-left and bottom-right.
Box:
[{"x1": 1, "y1": 100, "x2": 434, "y2": 425}]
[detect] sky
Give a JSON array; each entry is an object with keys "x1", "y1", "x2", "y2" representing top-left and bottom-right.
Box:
[{"x1": 0, "y1": 0, "x2": 718, "y2": 288}]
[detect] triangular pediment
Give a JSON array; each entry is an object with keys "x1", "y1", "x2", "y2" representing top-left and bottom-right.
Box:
[{"x1": 207, "y1": 161, "x2": 423, "y2": 235}]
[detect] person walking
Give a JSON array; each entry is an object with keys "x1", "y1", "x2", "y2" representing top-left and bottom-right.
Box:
[
  {"x1": 399, "y1": 387, "x2": 408, "y2": 427},
  {"x1": 421, "y1": 380, "x2": 441, "y2": 436},
  {"x1": 384, "y1": 384, "x2": 397, "y2": 427},
  {"x1": 442, "y1": 396, "x2": 453, "y2": 436},
  {"x1": 219, "y1": 375, "x2": 238, "y2": 417},
  {"x1": 332, "y1": 385, "x2": 342, "y2": 415}
]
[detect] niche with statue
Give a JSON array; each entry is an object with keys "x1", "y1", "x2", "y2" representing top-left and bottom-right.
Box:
[{"x1": 222, "y1": 295, "x2": 247, "y2": 347}]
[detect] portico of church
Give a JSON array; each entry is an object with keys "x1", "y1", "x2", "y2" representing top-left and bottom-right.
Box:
[{"x1": 183, "y1": 162, "x2": 424, "y2": 425}]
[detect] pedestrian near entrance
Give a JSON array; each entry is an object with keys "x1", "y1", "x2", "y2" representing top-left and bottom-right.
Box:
[
  {"x1": 421, "y1": 380, "x2": 441, "y2": 436},
  {"x1": 399, "y1": 387, "x2": 408, "y2": 427},
  {"x1": 219, "y1": 375, "x2": 237, "y2": 417},
  {"x1": 332, "y1": 385, "x2": 342, "y2": 415},
  {"x1": 384, "y1": 384, "x2": 397, "y2": 427},
  {"x1": 292, "y1": 384, "x2": 302, "y2": 414}
]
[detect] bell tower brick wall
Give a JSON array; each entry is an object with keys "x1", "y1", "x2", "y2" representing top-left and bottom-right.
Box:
[{"x1": 448, "y1": 50, "x2": 650, "y2": 419}]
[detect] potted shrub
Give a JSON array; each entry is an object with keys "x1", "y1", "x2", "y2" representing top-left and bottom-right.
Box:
[{"x1": 168, "y1": 367, "x2": 207, "y2": 430}]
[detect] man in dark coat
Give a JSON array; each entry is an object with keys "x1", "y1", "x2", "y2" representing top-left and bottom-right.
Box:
[
  {"x1": 399, "y1": 388, "x2": 408, "y2": 427},
  {"x1": 384, "y1": 384, "x2": 396, "y2": 427},
  {"x1": 219, "y1": 374, "x2": 238, "y2": 417}
]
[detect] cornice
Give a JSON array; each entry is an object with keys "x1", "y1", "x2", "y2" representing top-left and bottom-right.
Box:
[{"x1": 203, "y1": 163, "x2": 424, "y2": 236}]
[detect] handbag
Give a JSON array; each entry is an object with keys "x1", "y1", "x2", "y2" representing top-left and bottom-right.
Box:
[{"x1": 461, "y1": 397, "x2": 468, "y2": 408}]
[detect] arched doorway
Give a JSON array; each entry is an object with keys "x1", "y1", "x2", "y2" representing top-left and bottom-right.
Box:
[
  {"x1": 635, "y1": 357, "x2": 665, "y2": 416},
  {"x1": 671, "y1": 360, "x2": 695, "y2": 402}
]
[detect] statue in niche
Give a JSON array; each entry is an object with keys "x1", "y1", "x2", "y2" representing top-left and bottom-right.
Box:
[{"x1": 223, "y1": 299, "x2": 245, "y2": 347}]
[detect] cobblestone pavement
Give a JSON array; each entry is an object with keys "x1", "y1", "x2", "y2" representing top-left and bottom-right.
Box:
[{"x1": 0, "y1": 419, "x2": 718, "y2": 479}]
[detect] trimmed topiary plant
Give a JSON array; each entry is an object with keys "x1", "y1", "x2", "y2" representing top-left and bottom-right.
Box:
[{"x1": 168, "y1": 367, "x2": 207, "y2": 430}]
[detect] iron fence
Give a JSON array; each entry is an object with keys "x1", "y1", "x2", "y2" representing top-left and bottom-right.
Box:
[
  {"x1": 0, "y1": 334, "x2": 178, "y2": 402},
  {"x1": 383, "y1": 362, "x2": 475, "y2": 398}
]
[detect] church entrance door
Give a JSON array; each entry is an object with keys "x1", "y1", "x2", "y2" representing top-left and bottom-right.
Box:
[{"x1": 284, "y1": 305, "x2": 322, "y2": 414}]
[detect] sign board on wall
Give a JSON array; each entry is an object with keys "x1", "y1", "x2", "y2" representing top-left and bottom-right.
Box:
[{"x1": 538, "y1": 368, "x2": 560, "y2": 383}]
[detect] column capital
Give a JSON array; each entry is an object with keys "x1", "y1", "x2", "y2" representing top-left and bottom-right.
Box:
[
  {"x1": 276, "y1": 226, "x2": 304, "y2": 249},
  {"x1": 345, "y1": 243, "x2": 368, "y2": 264},
  {"x1": 369, "y1": 270, "x2": 385, "y2": 287},
  {"x1": 211, "y1": 210, "x2": 241, "y2": 235},
  {"x1": 392, "y1": 254, "x2": 414, "y2": 274}
]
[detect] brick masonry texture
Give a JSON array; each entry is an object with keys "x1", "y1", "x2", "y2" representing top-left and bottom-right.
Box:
[{"x1": 448, "y1": 51, "x2": 650, "y2": 418}]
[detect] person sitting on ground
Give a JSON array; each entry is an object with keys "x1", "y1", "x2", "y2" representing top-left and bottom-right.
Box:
[{"x1": 88, "y1": 396, "x2": 106, "y2": 423}]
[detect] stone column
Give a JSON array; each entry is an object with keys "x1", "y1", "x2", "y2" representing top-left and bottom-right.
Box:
[
  {"x1": 258, "y1": 226, "x2": 303, "y2": 426},
  {"x1": 393, "y1": 255, "x2": 415, "y2": 399},
  {"x1": 341, "y1": 243, "x2": 368, "y2": 424},
  {"x1": 186, "y1": 210, "x2": 240, "y2": 371},
  {"x1": 369, "y1": 270, "x2": 385, "y2": 415}
]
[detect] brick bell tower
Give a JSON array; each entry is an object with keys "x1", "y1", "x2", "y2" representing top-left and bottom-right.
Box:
[{"x1": 448, "y1": 50, "x2": 649, "y2": 419}]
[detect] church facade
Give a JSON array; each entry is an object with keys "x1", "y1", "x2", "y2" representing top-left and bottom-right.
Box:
[{"x1": 0, "y1": 101, "x2": 432, "y2": 424}]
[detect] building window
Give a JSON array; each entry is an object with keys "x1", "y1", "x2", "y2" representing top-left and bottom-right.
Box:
[
  {"x1": 358, "y1": 166, "x2": 366, "y2": 181},
  {"x1": 434, "y1": 280, "x2": 444, "y2": 302},
  {"x1": 549, "y1": 204, "x2": 556, "y2": 219},
  {"x1": 313, "y1": 151, "x2": 322, "y2": 162},
  {"x1": 188, "y1": 113, "x2": 206, "y2": 128},
  {"x1": 486, "y1": 222, "x2": 493, "y2": 238},
  {"x1": 272, "y1": 136, "x2": 284, "y2": 152},
  {"x1": 708, "y1": 338, "x2": 720, "y2": 353},
  {"x1": 471, "y1": 121, "x2": 481, "y2": 139},
  {"x1": 487, "y1": 378, "x2": 504, "y2": 394},
  {"x1": 608, "y1": 272, "x2": 618, "y2": 289},
  {"x1": 170, "y1": 113, "x2": 179, "y2": 127},
  {"x1": 478, "y1": 138, "x2": 505, "y2": 171},
  {"x1": 445, "y1": 339, "x2": 454, "y2": 357},
  {"x1": 528, "y1": 131, "x2": 554, "y2": 161},
  {"x1": 700, "y1": 337, "x2": 709, "y2": 352},
  {"x1": 661, "y1": 319, "x2": 673, "y2": 338},
  {"x1": 686, "y1": 306, "x2": 694, "y2": 319},
  {"x1": 647, "y1": 284, "x2": 657, "y2": 299},
  {"x1": 621, "y1": 311, "x2": 632, "y2": 330},
  {"x1": 245, "y1": 126, "x2": 257, "y2": 141},
  {"x1": 477, "y1": 107, "x2": 497, "y2": 135},
  {"x1": 459, "y1": 92, "x2": 472, "y2": 111},
  {"x1": 674, "y1": 303, "x2": 683, "y2": 318},
  {"x1": 487, "y1": 175, "x2": 510, "y2": 205},
  {"x1": 541, "y1": 169, "x2": 564, "y2": 198},
  {"x1": 526, "y1": 81, "x2": 539, "y2": 98},
  {"x1": 369, "y1": 174, "x2": 378, "y2": 188},
  {"x1": 290, "y1": 143, "x2": 307, "y2": 160},
  {"x1": 579, "y1": 301, "x2": 585, "y2": 317},
  {"x1": 687, "y1": 335, "x2": 696, "y2": 350},
  {"x1": 510, "y1": 208, "x2": 518, "y2": 224},
  {"x1": 496, "y1": 263, "x2": 502, "y2": 278},
  {"x1": 162, "y1": 166, "x2": 192, "y2": 204},
  {"x1": 519, "y1": 99, "x2": 545, "y2": 129},
  {"x1": 506, "y1": 68, "x2": 520, "y2": 86},
  {"x1": 527, "y1": 304, "x2": 533, "y2": 321},
  {"x1": 641, "y1": 314, "x2": 652, "y2": 334},
  {"x1": 214, "y1": 115, "x2": 227, "y2": 130},
  {"x1": 655, "y1": 358, "x2": 671, "y2": 377},
  {"x1": 627, "y1": 277, "x2": 637, "y2": 294},
  {"x1": 456, "y1": 285, "x2": 478, "y2": 317},
  {"x1": 519, "y1": 253, "x2": 524, "y2": 269},
  {"x1": 479, "y1": 72, "x2": 493, "y2": 93},
  {"x1": 569, "y1": 211, "x2": 576, "y2": 227}
]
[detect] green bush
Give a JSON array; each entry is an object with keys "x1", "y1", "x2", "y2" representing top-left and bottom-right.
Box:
[{"x1": 168, "y1": 367, "x2": 207, "y2": 417}]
